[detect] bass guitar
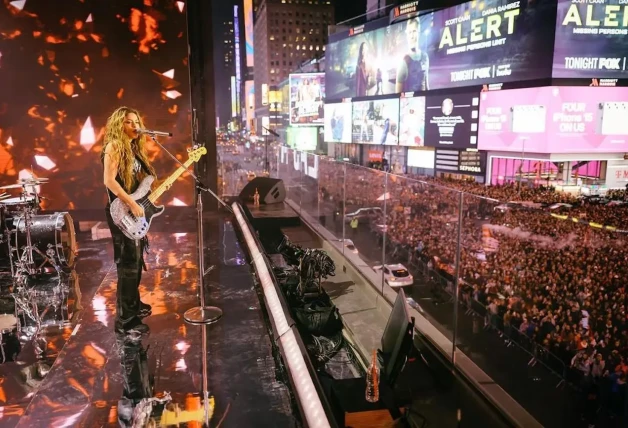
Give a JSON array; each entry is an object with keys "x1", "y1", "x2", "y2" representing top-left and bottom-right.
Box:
[{"x1": 110, "y1": 146, "x2": 206, "y2": 240}]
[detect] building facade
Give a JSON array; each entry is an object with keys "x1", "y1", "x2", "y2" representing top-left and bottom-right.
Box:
[
  {"x1": 366, "y1": 0, "x2": 397, "y2": 21},
  {"x1": 253, "y1": 0, "x2": 334, "y2": 134}
]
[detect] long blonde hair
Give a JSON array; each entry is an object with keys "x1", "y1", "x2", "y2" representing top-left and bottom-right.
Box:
[{"x1": 103, "y1": 106, "x2": 156, "y2": 192}]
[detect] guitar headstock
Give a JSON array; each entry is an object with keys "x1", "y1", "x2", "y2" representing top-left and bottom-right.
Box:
[{"x1": 187, "y1": 146, "x2": 208, "y2": 162}]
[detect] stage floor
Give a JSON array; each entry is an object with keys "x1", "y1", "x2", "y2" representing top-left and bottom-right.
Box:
[{"x1": 0, "y1": 212, "x2": 297, "y2": 427}]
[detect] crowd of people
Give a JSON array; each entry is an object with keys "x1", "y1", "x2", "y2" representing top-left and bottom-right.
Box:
[{"x1": 312, "y1": 160, "x2": 628, "y2": 418}]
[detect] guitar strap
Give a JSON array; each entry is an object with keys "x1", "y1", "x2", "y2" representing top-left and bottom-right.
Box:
[
  {"x1": 134, "y1": 154, "x2": 152, "y2": 258},
  {"x1": 135, "y1": 155, "x2": 152, "y2": 176}
]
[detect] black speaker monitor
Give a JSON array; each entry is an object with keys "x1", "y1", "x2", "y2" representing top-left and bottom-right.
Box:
[{"x1": 239, "y1": 177, "x2": 286, "y2": 205}]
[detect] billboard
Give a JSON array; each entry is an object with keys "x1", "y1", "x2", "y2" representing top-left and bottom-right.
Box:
[
  {"x1": 324, "y1": 102, "x2": 352, "y2": 143},
  {"x1": 352, "y1": 98, "x2": 400, "y2": 145},
  {"x1": 289, "y1": 73, "x2": 325, "y2": 125},
  {"x1": 245, "y1": 80, "x2": 255, "y2": 130},
  {"x1": 244, "y1": 0, "x2": 254, "y2": 67},
  {"x1": 553, "y1": 0, "x2": 628, "y2": 79},
  {"x1": 424, "y1": 92, "x2": 479, "y2": 149},
  {"x1": 261, "y1": 116, "x2": 270, "y2": 135},
  {"x1": 435, "y1": 149, "x2": 487, "y2": 176},
  {"x1": 231, "y1": 76, "x2": 237, "y2": 117},
  {"x1": 325, "y1": 0, "x2": 555, "y2": 100},
  {"x1": 287, "y1": 127, "x2": 318, "y2": 151},
  {"x1": 407, "y1": 148, "x2": 435, "y2": 169},
  {"x1": 399, "y1": 95, "x2": 426, "y2": 146},
  {"x1": 478, "y1": 86, "x2": 628, "y2": 153}
]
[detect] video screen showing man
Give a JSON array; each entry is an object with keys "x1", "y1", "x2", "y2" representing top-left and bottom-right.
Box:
[{"x1": 395, "y1": 18, "x2": 429, "y2": 93}]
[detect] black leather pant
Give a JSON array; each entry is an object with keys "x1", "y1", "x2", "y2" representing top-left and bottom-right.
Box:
[{"x1": 106, "y1": 209, "x2": 146, "y2": 326}]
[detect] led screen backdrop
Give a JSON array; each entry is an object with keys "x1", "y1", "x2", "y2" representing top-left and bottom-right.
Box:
[
  {"x1": 478, "y1": 86, "x2": 628, "y2": 153},
  {"x1": 0, "y1": 0, "x2": 192, "y2": 210},
  {"x1": 553, "y1": 0, "x2": 628, "y2": 79},
  {"x1": 325, "y1": 0, "x2": 556, "y2": 100}
]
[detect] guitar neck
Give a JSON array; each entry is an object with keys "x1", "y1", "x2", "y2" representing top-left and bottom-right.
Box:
[{"x1": 148, "y1": 158, "x2": 195, "y2": 203}]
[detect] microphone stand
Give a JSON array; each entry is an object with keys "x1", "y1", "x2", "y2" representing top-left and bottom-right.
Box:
[{"x1": 147, "y1": 133, "x2": 227, "y2": 324}]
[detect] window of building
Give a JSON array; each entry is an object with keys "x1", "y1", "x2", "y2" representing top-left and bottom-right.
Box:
[{"x1": 270, "y1": 35, "x2": 275, "y2": 41}]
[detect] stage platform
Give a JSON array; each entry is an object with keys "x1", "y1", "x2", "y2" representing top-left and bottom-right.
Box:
[
  {"x1": 0, "y1": 212, "x2": 298, "y2": 427},
  {"x1": 244, "y1": 201, "x2": 301, "y2": 230}
]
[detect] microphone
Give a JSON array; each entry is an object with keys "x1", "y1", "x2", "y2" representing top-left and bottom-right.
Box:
[{"x1": 138, "y1": 128, "x2": 173, "y2": 137}]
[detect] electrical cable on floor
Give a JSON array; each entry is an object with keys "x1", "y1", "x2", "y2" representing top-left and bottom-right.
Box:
[{"x1": 215, "y1": 400, "x2": 232, "y2": 428}]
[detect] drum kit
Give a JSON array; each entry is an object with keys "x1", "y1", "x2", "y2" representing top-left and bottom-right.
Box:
[{"x1": 0, "y1": 176, "x2": 78, "y2": 361}]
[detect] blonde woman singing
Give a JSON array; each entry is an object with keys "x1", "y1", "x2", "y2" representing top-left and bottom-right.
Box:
[{"x1": 102, "y1": 106, "x2": 156, "y2": 335}]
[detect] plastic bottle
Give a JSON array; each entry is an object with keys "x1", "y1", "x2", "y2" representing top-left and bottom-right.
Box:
[{"x1": 365, "y1": 349, "x2": 379, "y2": 403}]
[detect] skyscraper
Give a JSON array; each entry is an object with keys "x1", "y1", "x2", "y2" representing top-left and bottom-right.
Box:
[
  {"x1": 253, "y1": 0, "x2": 334, "y2": 133},
  {"x1": 213, "y1": 2, "x2": 247, "y2": 130}
]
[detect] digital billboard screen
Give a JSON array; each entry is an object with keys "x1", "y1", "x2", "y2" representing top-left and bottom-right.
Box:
[
  {"x1": 351, "y1": 98, "x2": 400, "y2": 145},
  {"x1": 324, "y1": 102, "x2": 352, "y2": 143},
  {"x1": 435, "y1": 149, "x2": 486, "y2": 176},
  {"x1": 478, "y1": 86, "x2": 628, "y2": 153},
  {"x1": 325, "y1": 0, "x2": 555, "y2": 100},
  {"x1": 424, "y1": 92, "x2": 479, "y2": 149},
  {"x1": 553, "y1": 0, "x2": 628, "y2": 79},
  {"x1": 399, "y1": 96, "x2": 426, "y2": 146},
  {"x1": 407, "y1": 148, "x2": 435, "y2": 169},
  {"x1": 244, "y1": 0, "x2": 254, "y2": 67},
  {"x1": 287, "y1": 127, "x2": 318, "y2": 151},
  {"x1": 289, "y1": 73, "x2": 325, "y2": 126}
]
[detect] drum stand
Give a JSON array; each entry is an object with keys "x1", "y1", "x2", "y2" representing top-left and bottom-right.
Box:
[{"x1": 9, "y1": 198, "x2": 61, "y2": 281}]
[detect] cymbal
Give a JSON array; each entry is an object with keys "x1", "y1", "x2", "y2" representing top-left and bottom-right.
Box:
[{"x1": 18, "y1": 178, "x2": 49, "y2": 184}]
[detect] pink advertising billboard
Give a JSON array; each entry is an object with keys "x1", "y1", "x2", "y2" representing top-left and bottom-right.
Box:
[{"x1": 479, "y1": 86, "x2": 628, "y2": 154}]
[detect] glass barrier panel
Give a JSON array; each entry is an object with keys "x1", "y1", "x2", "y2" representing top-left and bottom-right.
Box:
[
  {"x1": 457, "y1": 188, "x2": 596, "y2": 428},
  {"x1": 381, "y1": 174, "x2": 461, "y2": 358},
  {"x1": 278, "y1": 148, "x2": 301, "y2": 211},
  {"x1": 317, "y1": 156, "x2": 345, "y2": 241},
  {"x1": 342, "y1": 162, "x2": 388, "y2": 295},
  {"x1": 299, "y1": 152, "x2": 321, "y2": 223}
]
